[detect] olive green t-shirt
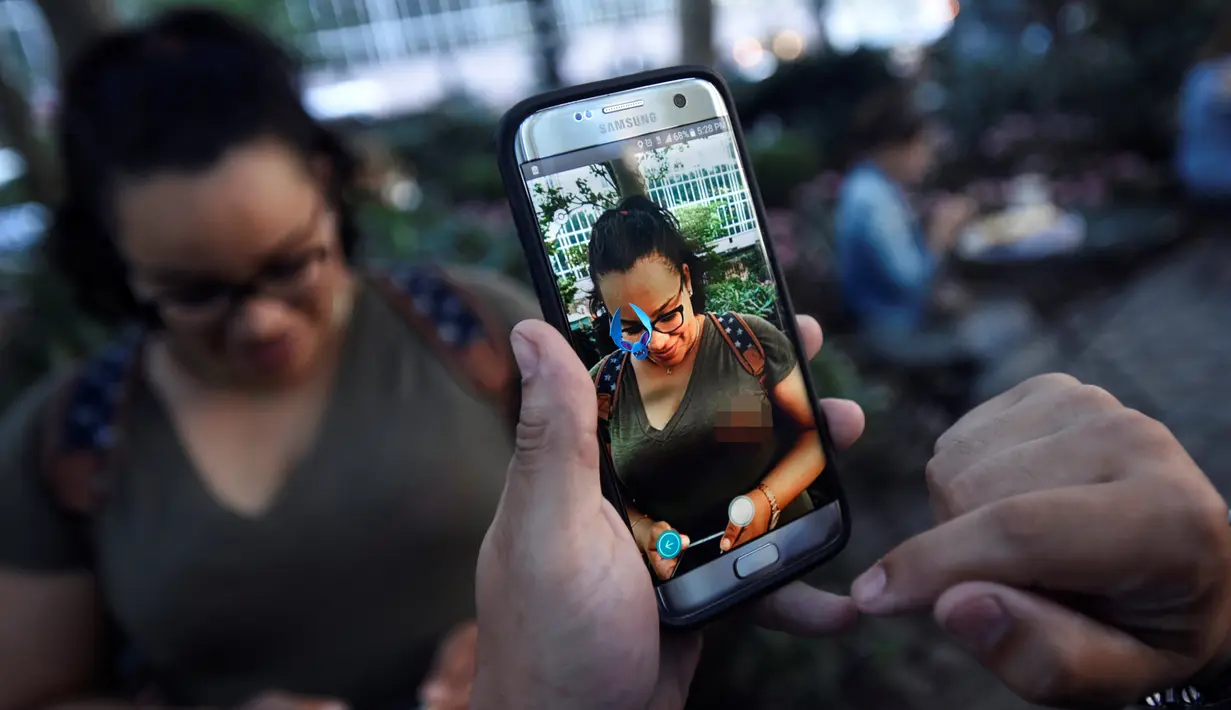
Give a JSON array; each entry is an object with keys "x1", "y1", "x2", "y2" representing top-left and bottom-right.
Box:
[
  {"x1": 592, "y1": 314, "x2": 815, "y2": 571},
  {"x1": 0, "y1": 267, "x2": 541, "y2": 709}
]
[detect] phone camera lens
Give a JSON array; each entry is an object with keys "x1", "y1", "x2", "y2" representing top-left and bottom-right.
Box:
[
  {"x1": 673, "y1": 94, "x2": 687, "y2": 108},
  {"x1": 574, "y1": 112, "x2": 584, "y2": 122}
]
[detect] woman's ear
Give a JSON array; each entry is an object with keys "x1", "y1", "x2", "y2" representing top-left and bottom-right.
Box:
[{"x1": 682, "y1": 264, "x2": 692, "y2": 295}]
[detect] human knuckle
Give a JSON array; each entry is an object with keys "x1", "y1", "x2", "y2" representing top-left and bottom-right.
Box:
[
  {"x1": 1079, "y1": 408, "x2": 1168, "y2": 460},
  {"x1": 514, "y1": 404, "x2": 553, "y2": 449},
  {"x1": 939, "y1": 472, "x2": 984, "y2": 517},
  {"x1": 1020, "y1": 372, "x2": 1082, "y2": 398},
  {"x1": 925, "y1": 458, "x2": 966, "y2": 517},
  {"x1": 1066, "y1": 383, "x2": 1120, "y2": 413},
  {"x1": 1178, "y1": 485, "x2": 1231, "y2": 558},
  {"x1": 989, "y1": 496, "x2": 1049, "y2": 549}
]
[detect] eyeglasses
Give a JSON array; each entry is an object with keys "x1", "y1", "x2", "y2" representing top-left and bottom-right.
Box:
[
  {"x1": 150, "y1": 244, "x2": 332, "y2": 326},
  {"x1": 619, "y1": 284, "x2": 688, "y2": 337}
]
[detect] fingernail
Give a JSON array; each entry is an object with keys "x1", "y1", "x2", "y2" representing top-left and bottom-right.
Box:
[
  {"x1": 720, "y1": 538, "x2": 730, "y2": 551},
  {"x1": 940, "y1": 596, "x2": 1013, "y2": 654},
  {"x1": 510, "y1": 330, "x2": 539, "y2": 379},
  {"x1": 420, "y1": 682, "x2": 447, "y2": 703},
  {"x1": 851, "y1": 564, "x2": 887, "y2": 611}
]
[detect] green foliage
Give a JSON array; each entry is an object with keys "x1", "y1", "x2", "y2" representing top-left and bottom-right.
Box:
[
  {"x1": 747, "y1": 131, "x2": 822, "y2": 207},
  {"x1": 674, "y1": 201, "x2": 725, "y2": 245},
  {"x1": 359, "y1": 200, "x2": 527, "y2": 280},
  {"x1": 705, "y1": 279, "x2": 775, "y2": 319},
  {"x1": 531, "y1": 163, "x2": 619, "y2": 255},
  {"x1": 0, "y1": 258, "x2": 111, "y2": 407}
]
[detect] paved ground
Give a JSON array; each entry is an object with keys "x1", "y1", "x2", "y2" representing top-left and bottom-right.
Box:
[{"x1": 1044, "y1": 236, "x2": 1231, "y2": 485}]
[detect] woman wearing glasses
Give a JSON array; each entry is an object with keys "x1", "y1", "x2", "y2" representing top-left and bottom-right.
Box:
[
  {"x1": 0, "y1": 9, "x2": 538, "y2": 710},
  {"x1": 586, "y1": 196, "x2": 826, "y2": 581}
]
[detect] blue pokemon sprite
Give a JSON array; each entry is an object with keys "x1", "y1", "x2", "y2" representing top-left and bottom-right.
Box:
[{"x1": 609, "y1": 304, "x2": 654, "y2": 361}]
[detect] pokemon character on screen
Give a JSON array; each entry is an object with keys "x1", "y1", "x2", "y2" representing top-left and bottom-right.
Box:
[
  {"x1": 610, "y1": 304, "x2": 654, "y2": 360},
  {"x1": 587, "y1": 195, "x2": 828, "y2": 583}
]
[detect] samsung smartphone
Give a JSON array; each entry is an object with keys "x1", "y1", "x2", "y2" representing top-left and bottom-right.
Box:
[{"x1": 496, "y1": 66, "x2": 849, "y2": 628}]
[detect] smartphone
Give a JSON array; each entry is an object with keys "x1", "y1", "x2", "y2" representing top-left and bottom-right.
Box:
[{"x1": 497, "y1": 66, "x2": 849, "y2": 628}]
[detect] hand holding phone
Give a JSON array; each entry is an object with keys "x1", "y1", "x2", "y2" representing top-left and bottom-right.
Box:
[
  {"x1": 496, "y1": 67, "x2": 850, "y2": 628},
  {"x1": 472, "y1": 319, "x2": 861, "y2": 710}
]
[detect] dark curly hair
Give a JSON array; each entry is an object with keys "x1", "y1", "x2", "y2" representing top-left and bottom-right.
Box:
[
  {"x1": 585, "y1": 194, "x2": 707, "y2": 320},
  {"x1": 847, "y1": 85, "x2": 930, "y2": 159},
  {"x1": 1199, "y1": 6, "x2": 1231, "y2": 61},
  {"x1": 47, "y1": 6, "x2": 361, "y2": 326}
]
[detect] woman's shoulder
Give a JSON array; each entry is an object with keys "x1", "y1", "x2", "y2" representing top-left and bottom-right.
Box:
[
  {"x1": 719, "y1": 312, "x2": 792, "y2": 354},
  {"x1": 366, "y1": 262, "x2": 543, "y2": 338},
  {"x1": 0, "y1": 367, "x2": 79, "y2": 475},
  {"x1": 721, "y1": 312, "x2": 782, "y2": 337},
  {"x1": 837, "y1": 163, "x2": 896, "y2": 205},
  {"x1": 441, "y1": 264, "x2": 543, "y2": 328},
  {"x1": 588, "y1": 350, "x2": 623, "y2": 379}
]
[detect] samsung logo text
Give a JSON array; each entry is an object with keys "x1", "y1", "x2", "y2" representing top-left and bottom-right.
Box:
[{"x1": 599, "y1": 113, "x2": 658, "y2": 134}]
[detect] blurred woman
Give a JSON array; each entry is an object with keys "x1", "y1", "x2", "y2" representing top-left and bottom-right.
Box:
[
  {"x1": 1177, "y1": 7, "x2": 1231, "y2": 202},
  {"x1": 587, "y1": 196, "x2": 824, "y2": 581},
  {"x1": 0, "y1": 8, "x2": 538, "y2": 710}
]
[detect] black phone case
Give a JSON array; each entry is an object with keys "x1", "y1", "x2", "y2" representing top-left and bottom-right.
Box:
[{"x1": 495, "y1": 65, "x2": 851, "y2": 630}]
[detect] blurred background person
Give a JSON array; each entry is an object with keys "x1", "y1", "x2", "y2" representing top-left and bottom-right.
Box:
[
  {"x1": 832, "y1": 85, "x2": 1034, "y2": 402},
  {"x1": 1177, "y1": 6, "x2": 1231, "y2": 206},
  {"x1": 834, "y1": 86, "x2": 975, "y2": 342},
  {"x1": 0, "y1": 8, "x2": 539, "y2": 710}
]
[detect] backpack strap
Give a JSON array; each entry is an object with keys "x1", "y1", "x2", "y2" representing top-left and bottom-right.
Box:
[
  {"x1": 708, "y1": 311, "x2": 768, "y2": 393},
  {"x1": 371, "y1": 264, "x2": 517, "y2": 420},
  {"x1": 594, "y1": 350, "x2": 629, "y2": 423},
  {"x1": 38, "y1": 331, "x2": 144, "y2": 515}
]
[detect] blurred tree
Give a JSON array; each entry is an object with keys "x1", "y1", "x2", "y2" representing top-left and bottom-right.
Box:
[
  {"x1": 0, "y1": 0, "x2": 117, "y2": 207},
  {"x1": 527, "y1": 0, "x2": 562, "y2": 90},
  {"x1": 679, "y1": 0, "x2": 714, "y2": 67},
  {"x1": 934, "y1": 0, "x2": 1227, "y2": 170}
]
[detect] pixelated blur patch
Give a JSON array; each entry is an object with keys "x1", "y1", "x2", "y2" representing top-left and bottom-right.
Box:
[{"x1": 715, "y1": 393, "x2": 773, "y2": 443}]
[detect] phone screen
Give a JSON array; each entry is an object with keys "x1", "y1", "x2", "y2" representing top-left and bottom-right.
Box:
[{"x1": 511, "y1": 77, "x2": 842, "y2": 608}]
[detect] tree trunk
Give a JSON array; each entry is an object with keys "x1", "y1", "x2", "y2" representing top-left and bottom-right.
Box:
[
  {"x1": 527, "y1": 0, "x2": 563, "y2": 90},
  {"x1": 679, "y1": 0, "x2": 715, "y2": 67},
  {"x1": 613, "y1": 159, "x2": 646, "y2": 198}
]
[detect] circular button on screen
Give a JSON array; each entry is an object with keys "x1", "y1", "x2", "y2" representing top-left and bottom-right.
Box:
[
  {"x1": 656, "y1": 529, "x2": 683, "y2": 559},
  {"x1": 729, "y1": 495, "x2": 756, "y2": 528}
]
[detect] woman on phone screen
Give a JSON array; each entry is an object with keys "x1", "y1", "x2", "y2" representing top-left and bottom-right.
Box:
[{"x1": 587, "y1": 196, "x2": 825, "y2": 581}]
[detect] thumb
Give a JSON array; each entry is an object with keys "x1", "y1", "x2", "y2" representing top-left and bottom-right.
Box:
[
  {"x1": 934, "y1": 582, "x2": 1182, "y2": 709},
  {"x1": 505, "y1": 320, "x2": 602, "y2": 520}
]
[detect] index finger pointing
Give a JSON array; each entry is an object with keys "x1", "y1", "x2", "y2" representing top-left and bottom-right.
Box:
[{"x1": 852, "y1": 480, "x2": 1207, "y2": 616}]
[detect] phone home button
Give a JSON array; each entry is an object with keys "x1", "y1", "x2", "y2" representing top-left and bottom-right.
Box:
[{"x1": 734, "y1": 543, "x2": 780, "y2": 579}]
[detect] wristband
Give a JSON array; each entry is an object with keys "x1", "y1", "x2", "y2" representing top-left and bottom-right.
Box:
[
  {"x1": 1140, "y1": 684, "x2": 1231, "y2": 708},
  {"x1": 757, "y1": 484, "x2": 781, "y2": 530}
]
